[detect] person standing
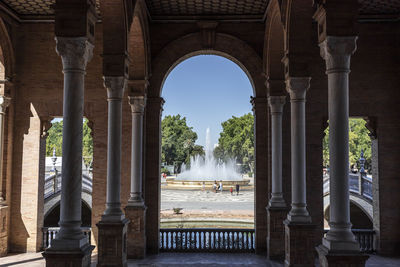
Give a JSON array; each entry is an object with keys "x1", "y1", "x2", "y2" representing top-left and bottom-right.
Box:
[
  {"x1": 236, "y1": 184, "x2": 240, "y2": 195},
  {"x1": 219, "y1": 180, "x2": 223, "y2": 192},
  {"x1": 202, "y1": 181, "x2": 205, "y2": 192},
  {"x1": 230, "y1": 186, "x2": 233, "y2": 195}
]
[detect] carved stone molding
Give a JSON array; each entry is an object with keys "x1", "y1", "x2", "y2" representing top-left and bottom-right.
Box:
[
  {"x1": 128, "y1": 79, "x2": 149, "y2": 96},
  {"x1": 128, "y1": 96, "x2": 146, "y2": 114},
  {"x1": 319, "y1": 36, "x2": 357, "y2": 73},
  {"x1": 251, "y1": 97, "x2": 268, "y2": 112},
  {"x1": 40, "y1": 117, "x2": 53, "y2": 139},
  {"x1": 55, "y1": 37, "x2": 94, "y2": 71},
  {"x1": 285, "y1": 77, "x2": 310, "y2": 101},
  {"x1": 268, "y1": 95, "x2": 286, "y2": 114},
  {"x1": 364, "y1": 117, "x2": 377, "y2": 139},
  {"x1": 197, "y1": 21, "x2": 218, "y2": 50},
  {"x1": 147, "y1": 97, "x2": 165, "y2": 112},
  {"x1": 104, "y1": 76, "x2": 126, "y2": 100},
  {"x1": 0, "y1": 96, "x2": 11, "y2": 114}
]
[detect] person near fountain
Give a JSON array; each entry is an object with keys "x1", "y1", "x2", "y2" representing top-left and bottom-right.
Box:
[
  {"x1": 230, "y1": 186, "x2": 233, "y2": 195},
  {"x1": 219, "y1": 180, "x2": 223, "y2": 192},
  {"x1": 236, "y1": 184, "x2": 240, "y2": 195},
  {"x1": 202, "y1": 181, "x2": 205, "y2": 191},
  {"x1": 213, "y1": 181, "x2": 217, "y2": 193}
]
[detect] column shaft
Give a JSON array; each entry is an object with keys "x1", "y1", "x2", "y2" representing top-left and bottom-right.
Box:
[
  {"x1": 286, "y1": 77, "x2": 311, "y2": 223},
  {"x1": 268, "y1": 96, "x2": 286, "y2": 207},
  {"x1": 53, "y1": 37, "x2": 93, "y2": 248},
  {"x1": 128, "y1": 96, "x2": 146, "y2": 205},
  {"x1": 320, "y1": 36, "x2": 359, "y2": 251},
  {"x1": 102, "y1": 77, "x2": 126, "y2": 221}
]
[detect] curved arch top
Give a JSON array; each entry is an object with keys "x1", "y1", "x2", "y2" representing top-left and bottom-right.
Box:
[
  {"x1": 149, "y1": 32, "x2": 266, "y2": 98},
  {"x1": 0, "y1": 17, "x2": 15, "y2": 80}
]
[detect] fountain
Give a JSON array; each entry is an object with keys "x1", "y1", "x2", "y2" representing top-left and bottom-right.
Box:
[{"x1": 165, "y1": 128, "x2": 250, "y2": 189}]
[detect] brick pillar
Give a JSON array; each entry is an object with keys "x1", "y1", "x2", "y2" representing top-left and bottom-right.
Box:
[
  {"x1": 144, "y1": 97, "x2": 164, "y2": 254},
  {"x1": 10, "y1": 104, "x2": 45, "y2": 252},
  {"x1": 124, "y1": 205, "x2": 146, "y2": 258},
  {"x1": 251, "y1": 97, "x2": 269, "y2": 254}
]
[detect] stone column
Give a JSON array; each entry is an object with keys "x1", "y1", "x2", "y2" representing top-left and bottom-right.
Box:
[
  {"x1": 284, "y1": 77, "x2": 315, "y2": 267},
  {"x1": 268, "y1": 95, "x2": 286, "y2": 208},
  {"x1": 316, "y1": 36, "x2": 368, "y2": 266},
  {"x1": 0, "y1": 96, "x2": 10, "y2": 205},
  {"x1": 125, "y1": 95, "x2": 147, "y2": 259},
  {"x1": 267, "y1": 95, "x2": 288, "y2": 260},
  {"x1": 43, "y1": 37, "x2": 94, "y2": 266},
  {"x1": 97, "y1": 76, "x2": 129, "y2": 267}
]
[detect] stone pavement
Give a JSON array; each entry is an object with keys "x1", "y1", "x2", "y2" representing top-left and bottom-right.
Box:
[
  {"x1": 161, "y1": 189, "x2": 254, "y2": 211},
  {"x1": 0, "y1": 252, "x2": 400, "y2": 266}
]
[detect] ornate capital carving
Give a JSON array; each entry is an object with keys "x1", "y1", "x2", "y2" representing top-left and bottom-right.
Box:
[
  {"x1": 285, "y1": 77, "x2": 310, "y2": 101},
  {"x1": 104, "y1": 76, "x2": 126, "y2": 100},
  {"x1": 319, "y1": 36, "x2": 357, "y2": 73},
  {"x1": 55, "y1": 37, "x2": 94, "y2": 71},
  {"x1": 128, "y1": 96, "x2": 146, "y2": 114},
  {"x1": 268, "y1": 95, "x2": 286, "y2": 114},
  {"x1": 0, "y1": 96, "x2": 11, "y2": 114}
]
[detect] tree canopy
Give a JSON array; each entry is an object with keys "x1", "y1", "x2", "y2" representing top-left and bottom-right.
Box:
[
  {"x1": 323, "y1": 118, "x2": 372, "y2": 171},
  {"x1": 46, "y1": 119, "x2": 93, "y2": 166},
  {"x1": 214, "y1": 113, "x2": 254, "y2": 174},
  {"x1": 161, "y1": 115, "x2": 204, "y2": 169}
]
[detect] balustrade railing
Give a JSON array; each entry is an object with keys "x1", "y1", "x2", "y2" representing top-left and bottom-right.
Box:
[
  {"x1": 44, "y1": 173, "x2": 92, "y2": 199},
  {"x1": 160, "y1": 228, "x2": 255, "y2": 252},
  {"x1": 324, "y1": 172, "x2": 372, "y2": 201},
  {"x1": 324, "y1": 229, "x2": 375, "y2": 253},
  {"x1": 42, "y1": 227, "x2": 91, "y2": 249}
]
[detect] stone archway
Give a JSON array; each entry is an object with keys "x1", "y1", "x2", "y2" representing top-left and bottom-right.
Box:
[{"x1": 144, "y1": 32, "x2": 269, "y2": 254}]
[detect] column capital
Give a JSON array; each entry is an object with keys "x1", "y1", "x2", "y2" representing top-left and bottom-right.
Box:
[
  {"x1": 268, "y1": 96, "x2": 286, "y2": 114},
  {"x1": 55, "y1": 37, "x2": 94, "y2": 71},
  {"x1": 319, "y1": 36, "x2": 357, "y2": 73},
  {"x1": 128, "y1": 95, "x2": 146, "y2": 114},
  {"x1": 104, "y1": 76, "x2": 126, "y2": 100},
  {"x1": 285, "y1": 77, "x2": 311, "y2": 101},
  {"x1": 0, "y1": 96, "x2": 11, "y2": 114}
]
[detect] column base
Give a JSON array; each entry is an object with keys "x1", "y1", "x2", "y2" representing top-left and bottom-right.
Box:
[
  {"x1": 42, "y1": 243, "x2": 94, "y2": 267},
  {"x1": 0, "y1": 205, "x2": 8, "y2": 257},
  {"x1": 267, "y1": 206, "x2": 288, "y2": 260},
  {"x1": 96, "y1": 218, "x2": 129, "y2": 267},
  {"x1": 284, "y1": 219, "x2": 316, "y2": 267},
  {"x1": 316, "y1": 244, "x2": 369, "y2": 267},
  {"x1": 124, "y1": 204, "x2": 147, "y2": 259}
]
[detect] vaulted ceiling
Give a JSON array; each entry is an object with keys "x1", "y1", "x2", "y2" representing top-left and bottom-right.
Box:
[{"x1": 1, "y1": 0, "x2": 399, "y2": 21}]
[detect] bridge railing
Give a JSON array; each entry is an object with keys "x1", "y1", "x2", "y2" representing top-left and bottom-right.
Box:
[
  {"x1": 44, "y1": 173, "x2": 92, "y2": 199},
  {"x1": 324, "y1": 172, "x2": 372, "y2": 201},
  {"x1": 160, "y1": 228, "x2": 255, "y2": 252},
  {"x1": 324, "y1": 229, "x2": 375, "y2": 253},
  {"x1": 42, "y1": 227, "x2": 91, "y2": 249}
]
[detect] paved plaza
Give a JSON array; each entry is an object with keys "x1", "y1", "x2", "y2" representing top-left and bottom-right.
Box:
[{"x1": 161, "y1": 189, "x2": 255, "y2": 211}]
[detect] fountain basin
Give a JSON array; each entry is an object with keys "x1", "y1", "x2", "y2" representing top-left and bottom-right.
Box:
[{"x1": 164, "y1": 178, "x2": 251, "y2": 190}]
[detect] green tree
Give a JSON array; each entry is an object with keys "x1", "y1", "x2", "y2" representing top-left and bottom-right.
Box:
[
  {"x1": 46, "y1": 119, "x2": 93, "y2": 167},
  {"x1": 215, "y1": 113, "x2": 254, "y2": 173},
  {"x1": 323, "y1": 118, "x2": 372, "y2": 170},
  {"x1": 161, "y1": 115, "x2": 204, "y2": 171}
]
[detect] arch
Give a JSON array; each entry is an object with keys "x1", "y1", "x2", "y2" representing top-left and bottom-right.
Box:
[
  {"x1": 44, "y1": 191, "x2": 92, "y2": 219},
  {"x1": 44, "y1": 200, "x2": 92, "y2": 227},
  {"x1": 128, "y1": 1, "x2": 150, "y2": 81},
  {"x1": 148, "y1": 32, "x2": 266, "y2": 98},
  {"x1": 0, "y1": 17, "x2": 15, "y2": 80},
  {"x1": 323, "y1": 193, "x2": 373, "y2": 223},
  {"x1": 264, "y1": 0, "x2": 285, "y2": 81}
]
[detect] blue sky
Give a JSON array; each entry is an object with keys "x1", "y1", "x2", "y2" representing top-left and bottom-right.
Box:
[{"x1": 161, "y1": 55, "x2": 253, "y2": 147}]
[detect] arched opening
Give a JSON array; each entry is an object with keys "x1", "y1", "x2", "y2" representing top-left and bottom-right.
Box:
[
  {"x1": 323, "y1": 117, "x2": 375, "y2": 229},
  {"x1": 159, "y1": 54, "x2": 256, "y2": 250},
  {"x1": 44, "y1": 201, "x2": 91, "y2": 227}
]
